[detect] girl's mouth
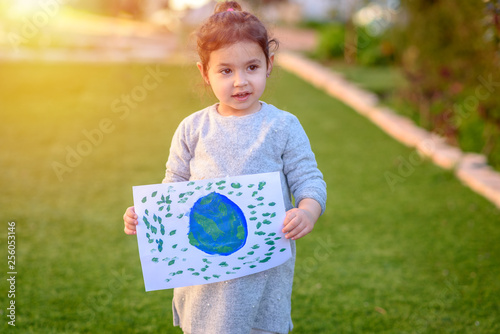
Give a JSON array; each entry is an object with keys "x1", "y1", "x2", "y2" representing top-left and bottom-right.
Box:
[{"x1": 232, "y1": 92, "x2": 251, "y2": 101}]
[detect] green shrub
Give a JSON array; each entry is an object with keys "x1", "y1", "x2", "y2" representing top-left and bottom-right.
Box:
[
  {"x1": 315, "y1": 23, "x2": 345, "y2": 60},
  {"x1": 392, "y1": 0, "x2": 500, "y2": 169},
  {"x1": 356, "y1": 26, "x2": 395, "y2": 66},
  {"x1": 314, "y1": 23, "x2": 395, "y2": 66}
]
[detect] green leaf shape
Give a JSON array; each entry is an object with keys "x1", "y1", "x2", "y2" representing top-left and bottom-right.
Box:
[
  {"x1": 259, "y1": 257, "x2": 272, "y2": 263},
  {"x1": 191, "y1": 211, "x2": 224, "y2": 241},
  {"x1": 143, "y1": 217, "x2": 150, "y2": 229}
]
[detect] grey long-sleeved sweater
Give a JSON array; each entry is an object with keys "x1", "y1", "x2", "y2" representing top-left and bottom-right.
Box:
[{"x1": 162, "y1": 102, "x2": 326, "y2": 334}]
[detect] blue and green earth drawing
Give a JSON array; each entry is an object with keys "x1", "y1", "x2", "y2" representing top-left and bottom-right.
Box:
[{"x1": 188, "y1": 192, "x2": 248, "y2": 256}]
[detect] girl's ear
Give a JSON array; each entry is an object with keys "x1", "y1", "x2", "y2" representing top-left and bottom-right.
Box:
[
  {"x1": 267, "y1": 53, "x2": 275, "y2": 77},
  {"x1": 197, "y1": 62, "x2": 210, "y2": 85}
]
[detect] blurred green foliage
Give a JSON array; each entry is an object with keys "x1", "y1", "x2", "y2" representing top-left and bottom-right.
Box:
[
  {"x1": 310, "y1": 1, "x2": 500, "y2": 169},
  {"x1": 392, "y1": 0, "x2": 500, "y2": 168},
  {"x1": 313, "y1": 23, "x2": 395, "y2": 66}
]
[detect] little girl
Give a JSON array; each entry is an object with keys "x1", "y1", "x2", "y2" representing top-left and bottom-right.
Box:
[{"x1": 123, "y1": 2, "x2": 326, "y2": 333}]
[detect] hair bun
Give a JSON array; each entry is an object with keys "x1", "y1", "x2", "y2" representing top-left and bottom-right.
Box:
[{"x1": 214, "y1": 1, "x2": 242, "y2": 14}]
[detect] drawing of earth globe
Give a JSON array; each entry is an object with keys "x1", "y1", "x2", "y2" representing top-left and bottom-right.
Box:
[{"x1": 188, "y1": 192, "x2": 248, "y2": 256}]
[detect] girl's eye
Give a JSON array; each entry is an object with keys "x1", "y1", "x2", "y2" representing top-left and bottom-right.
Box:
[
  {"x1": 248, "y1": 65, "x2": 259, "y2": 71},
  {"x1": 221, "y1": 69, "x2": 232, "y2": 75}
]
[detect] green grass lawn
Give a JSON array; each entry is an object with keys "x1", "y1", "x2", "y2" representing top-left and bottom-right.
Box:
[
  {"x1": 326, "y1": 62, "x2": 408, "y2": 97},
  {"x1": 1, "y1": 61, "x2": 499, "y2": 333},
  {"x1": 324, "y1": 61, "x2": 422, "y2": 123}
]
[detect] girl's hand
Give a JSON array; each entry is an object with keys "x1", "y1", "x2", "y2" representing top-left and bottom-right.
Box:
[
  {"x1": 123, "y1": 206, "x2": 138, "y2": 235},
  {"x1": 282, "y1": 198, "x2": 322, "y2": 240}
]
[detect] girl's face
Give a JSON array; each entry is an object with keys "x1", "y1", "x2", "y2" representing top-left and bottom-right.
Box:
[{"x1": 198, "y1": 41, "x2": 273, "y2": 117}]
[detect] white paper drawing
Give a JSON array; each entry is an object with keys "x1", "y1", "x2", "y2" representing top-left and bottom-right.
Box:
[{"x1": 132, "y1": 171, "x2": 292, "y2": 291}]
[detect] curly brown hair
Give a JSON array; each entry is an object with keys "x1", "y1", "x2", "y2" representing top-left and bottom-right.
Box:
[{"x1": 196, "y1": 1, "x2": 278, "y2": 75}]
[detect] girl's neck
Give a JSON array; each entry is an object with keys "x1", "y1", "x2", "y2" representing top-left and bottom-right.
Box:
[{"x1": 216, "y1": 101, "x2": 263, "y2": 117}]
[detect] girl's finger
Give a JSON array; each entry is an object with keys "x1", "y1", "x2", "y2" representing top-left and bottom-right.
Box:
[
  {"x1": 282, "y1": 215, "x2": 299, "y2": 233},
  {"x1": 124, "y1": 226, "x2": 137, "y2": 235},
  {"x1": 293, "y1": 224, "x2": 314, "y2": 240},
  {"x1": 285, "y1": 221, "x2": 304, "y2": 239}
]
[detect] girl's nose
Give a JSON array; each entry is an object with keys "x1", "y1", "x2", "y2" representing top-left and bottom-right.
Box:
[{"x1": 234, "y1": 71, "x2": 248, "y2": 87}]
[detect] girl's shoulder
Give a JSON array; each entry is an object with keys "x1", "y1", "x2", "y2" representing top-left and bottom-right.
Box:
[
  {"x1": 262, "y1": 102, "x2": 303, "y2": 128},
  {"x1": 177, "y1": 105, "x2": 214, "y2": 130}
]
